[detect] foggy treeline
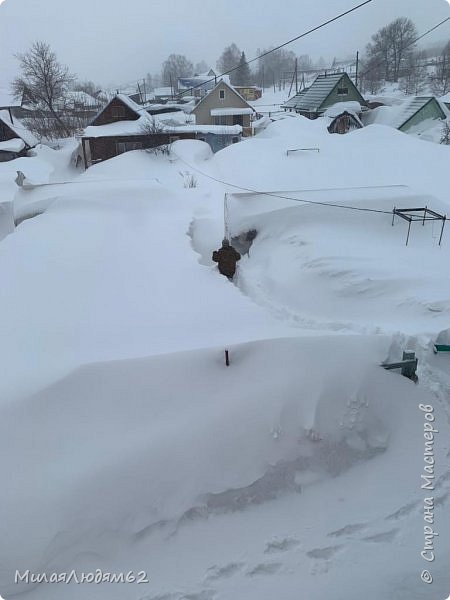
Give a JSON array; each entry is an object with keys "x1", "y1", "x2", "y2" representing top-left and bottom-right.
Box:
[{"x1": 9, "y1": 16, "x2": 450, "y2": 141}]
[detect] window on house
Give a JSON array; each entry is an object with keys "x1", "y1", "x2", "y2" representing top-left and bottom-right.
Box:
[
  {"x1": 337, "y1": 87, "x2": 349, "y2": 96},
  {"x1": 215, "y1": 115, "x2": 228, "y2": 126},
  {"x1": 116, "y1": 141, "x2": 143, "y2": 154},
  {"x1": 219, "y1": 90, "x2": 225, "y2": 100}
]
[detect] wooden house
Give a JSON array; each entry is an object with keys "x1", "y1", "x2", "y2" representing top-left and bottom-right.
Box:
[
  {"x1": 283, "y1": 73, "x2": 367, "y2": 119},
  {"x1": 0, "y1": 110, "x2": 37, "y2": 162},
  {"x1": 327, "y1": 110, "x2": 363, "y2": 134},
  {"x1": 234, "y1": 86, "x2": 263, "y2": 101},
  {"x1": 81, "y1": 94, "x2": 243, "y2": 166},
  {"x1": 191, "y1": 80, "x2": 255, "y2": 136}
]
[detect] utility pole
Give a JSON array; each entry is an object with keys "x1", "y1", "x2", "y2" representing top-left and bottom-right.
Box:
[
  {"x1": 273, "y1": 71, "x2": 276, "y2": 93},
  {"x1": 295, "y1": 58, "x2": 298, "y2": 94},
  {"x1": 355, "y1": 51, "x2": 359, "y2": 89},
  {"x1": 262, "y1": 66, "x2": 265, "y2": 90}
]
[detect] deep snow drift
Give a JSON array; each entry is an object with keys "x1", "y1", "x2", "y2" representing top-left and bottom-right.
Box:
[{"x1": 1, "y1": 118, "x2": 450, "y2": 600}]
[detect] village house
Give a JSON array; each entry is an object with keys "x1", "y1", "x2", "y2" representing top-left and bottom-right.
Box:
[
  {"x1": 390, "y1": 97, "x2": 446, "y2": 133},
  {"x1": 178, "y1": 69, "x2": 218, "y2": 98},
  {"x1": 283, "y1": 72, "x2": 367, "y2": 119},
  {"x1": 80, "y1": 94, "x2": 242, "y2": 166},
  {"x1": 324, "y1": 101, "x2": 364, "y2": 134},
  {"x1": 0, "y1": 110, "x2": 38, "y2": 162},
  {"x1": 234, "y1": 86, "x2": 263, "y2": 101},
  {"x1": 362, "y1": 96, "x2": 447, "y2": 134},
  {"x1": 191, "y1": 80, "x2": 255, "y2": 136}
]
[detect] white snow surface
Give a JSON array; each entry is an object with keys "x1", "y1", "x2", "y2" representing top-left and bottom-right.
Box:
[
  {"x1": 1, "y1": 116, "x2": 450, "y2": 600},
  {"x1": 0, "y1": 137, "x2": 25, "y2": 153}
]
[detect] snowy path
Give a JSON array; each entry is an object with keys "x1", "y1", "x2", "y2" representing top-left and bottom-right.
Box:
[{"x1": 0, "y1": 172, "x2": 290, "y2": 401}]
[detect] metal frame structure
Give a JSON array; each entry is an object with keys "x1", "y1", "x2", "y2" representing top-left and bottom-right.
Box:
[{"x1": 392, "y1": 206, "x2": 447, "y2": 246}]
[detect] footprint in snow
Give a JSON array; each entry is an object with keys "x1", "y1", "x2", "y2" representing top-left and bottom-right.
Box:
[
  {"x1": 306, "y1": 545, "x2": 342, "y2": 560},
  {"x1": 205, "y1": 562, "x2": 244, "y2": 581},
  {"x1": 264, "y1": 537, "x2": 300, "y2": 554},
  {"x1": 181, "y1": 590, "x2": 216, "y2": 600},
  {"x1": 246, "y1": 563, "x2": 282, "y2": 577},
  {"x1": 327, "y1": 523, "x2": 367, "y2": 538},
  {"x1": 385, "y1": 501, "x2": 420, "y2": 521},
  {"x1": 363, "y1": 529, "x2": 399, "y2": 543}
]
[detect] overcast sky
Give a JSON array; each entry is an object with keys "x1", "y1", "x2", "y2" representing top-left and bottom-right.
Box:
[{"x1": 0, "y1": 0, "x2": 449, "y2": 89}]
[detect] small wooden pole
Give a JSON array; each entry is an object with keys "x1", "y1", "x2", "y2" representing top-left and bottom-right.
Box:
[
  {"x1": 225, "y1": 350, "x2": 230, "y2": 367},
  {"x1": 439, "y1": 216, "x2": 446, "y2": 246},
  {"x1": 406, "y1": 219, "x2": 412, "y2": 246},
  {"x1": 422, "y1": 206, "x2": 427, "y2": 226}
]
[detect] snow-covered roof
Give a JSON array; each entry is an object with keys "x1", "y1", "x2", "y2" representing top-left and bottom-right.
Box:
[
  {"x1": 439, "y1": 92, "x2": 450, "y2": 104},
  {"x1": 0, "y1": 138, "x2": 26, "y2": 153},
  {"x1": 0, "y1": 110, "x2": 38, "y2": 148},
  {"x1": 366, "y1": 97, "x2": 445, "y2": 131},
  {"x1": 390, "y1": 97, "x2": 442, "y2": 130},
  {"x1": 66, "y1": 91, "x2": 100, "y2": 105},
  {"x1": 83, "y1": 114, "x2": 242, "y2": 138},
  {"x1": 176, "y1": 124, "x2": 242, "y2": 135},
  {"x1": 116, "y1": 93, "x2": 147, "y2": 116},
  {"x1": 324, "y1": 101, "x2": 362, "y2": 118},
  {"x1": 153, "y1": 87, "x2": 174, "y2": 97},
  {"x1": 283, "y1": 73, "x2": 364, "y2": 113},
  {"x1": 210, "y1": 107, "x2": 254, "y2": 116},
  {"x1": 178, "y1": 76, "x2": 216, "y2": 90}
]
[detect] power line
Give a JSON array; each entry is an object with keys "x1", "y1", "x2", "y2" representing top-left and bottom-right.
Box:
[
  {"x1": 179, "y1": 0, "x2": 373, "y2": 96},
  {"x1": 171, "y1": 148, "x2": 394, "y2": 215}
]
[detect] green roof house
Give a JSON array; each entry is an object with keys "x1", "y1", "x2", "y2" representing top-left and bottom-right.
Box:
[
  {"x1": 282, "y1": 72, "x2": 366, "y2": 119},
  {"x1": 391, "y1": 96, "x2": 446, "y2": 133}
]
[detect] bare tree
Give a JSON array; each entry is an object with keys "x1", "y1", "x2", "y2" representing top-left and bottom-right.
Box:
[
  {"x1": 73, "y1": 80, "x2": 103, "y2": 100},
  {"x1": 440, "y1": 120, "x2": 450, "y2": 145},
  {"x1": 194, "y1": 60, "x2": 209, "y2": 75},
  {"x1": 359, "y1": 55, "x2": 384, "y2": 94},
  {"x1": 140, "y1": 117, "x2": 170, "y2": 155},
  {"x1": 366, "y1": 17, "x2": 418, "y2": 82},
  {"x1": 161, "y1": 54, "x2": 193, "y2": 91},
  {"x1": 256, "y1": 47, "x2": 296, "y2": 89},
  {"x1": 431, "y1": 41, "x2": 450, "y2": 96},
  {"x1": 400, "y1": 50, "x2": 428, "y2": 95},
  {"x1": 217, "y1": 44, "x2": 242, "y2": 83},
  {"x1": 12, "y1": 41, "x2": 76, "y2": 138}
]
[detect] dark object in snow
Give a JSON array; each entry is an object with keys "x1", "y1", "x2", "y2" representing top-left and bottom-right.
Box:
[
  {"x1": 327, "y1": 111, "x2": 363, "y2": 134},
  {"x1": 212, "y1": 239, "x2": 241, "y2": 279},
  {"x1": 433, "y1": 344, "x2": 450, "y2": 353},
  {"x1": 231, "y1": 229, "x2": 257, "y2": 256},
  {"x1": 225, "y1": 349, "x2": 230, "y2": 366},
  {"x1": 382, "y1": 351, "x2": 418, "y2": 383}
]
